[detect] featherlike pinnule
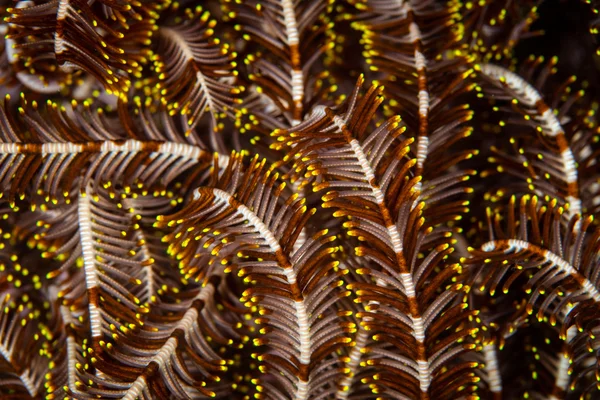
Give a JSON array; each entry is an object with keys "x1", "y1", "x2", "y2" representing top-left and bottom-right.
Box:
[
  {"x1": 0, "y1": 96, "x2": 225, "y2": 206},
  {"x1": 5, "y1": 0, "x2": 161, "y2": 96},
  {"x1": 465, "y1": 195, "x2": 600, "y2": 398},
  {"x1": 342, "y1": 0, "x2": 477, "y2": 239},
  {"x1": 153, "y1": 4, "x2": 242, "y2": 134},
  {"x1": 350, "y1": 0, "x2": 476, "y2": 188},
  {"x1": 273, "y1": 78, "x2": 478, "y2": 399},
  {"x1": 478, "y1": 62, "x2": 583, "y2": 221},
  {"x1": 224, "y1": 0, "x2": 336, "y2": 130},
  {"x1": 158, "y1": 154, "x2": 353, "y2": 399}
]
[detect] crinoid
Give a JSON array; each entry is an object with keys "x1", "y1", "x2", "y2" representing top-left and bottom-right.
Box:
[{"x1": 0, "y1": 0, "x2": 598, "y2": 399}]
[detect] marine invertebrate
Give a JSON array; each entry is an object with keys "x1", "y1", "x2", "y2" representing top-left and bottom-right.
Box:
[{"x1": 0, "y1": 0, "x2": 598, "y2": 399}]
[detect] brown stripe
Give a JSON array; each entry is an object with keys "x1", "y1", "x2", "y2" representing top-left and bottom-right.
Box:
[
  {"x1": 88, "y1": 285, "x2": 99, "y2": 307},
  {"x1": 534, "y1": 99, "x2": 550, "y2": 114}
]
